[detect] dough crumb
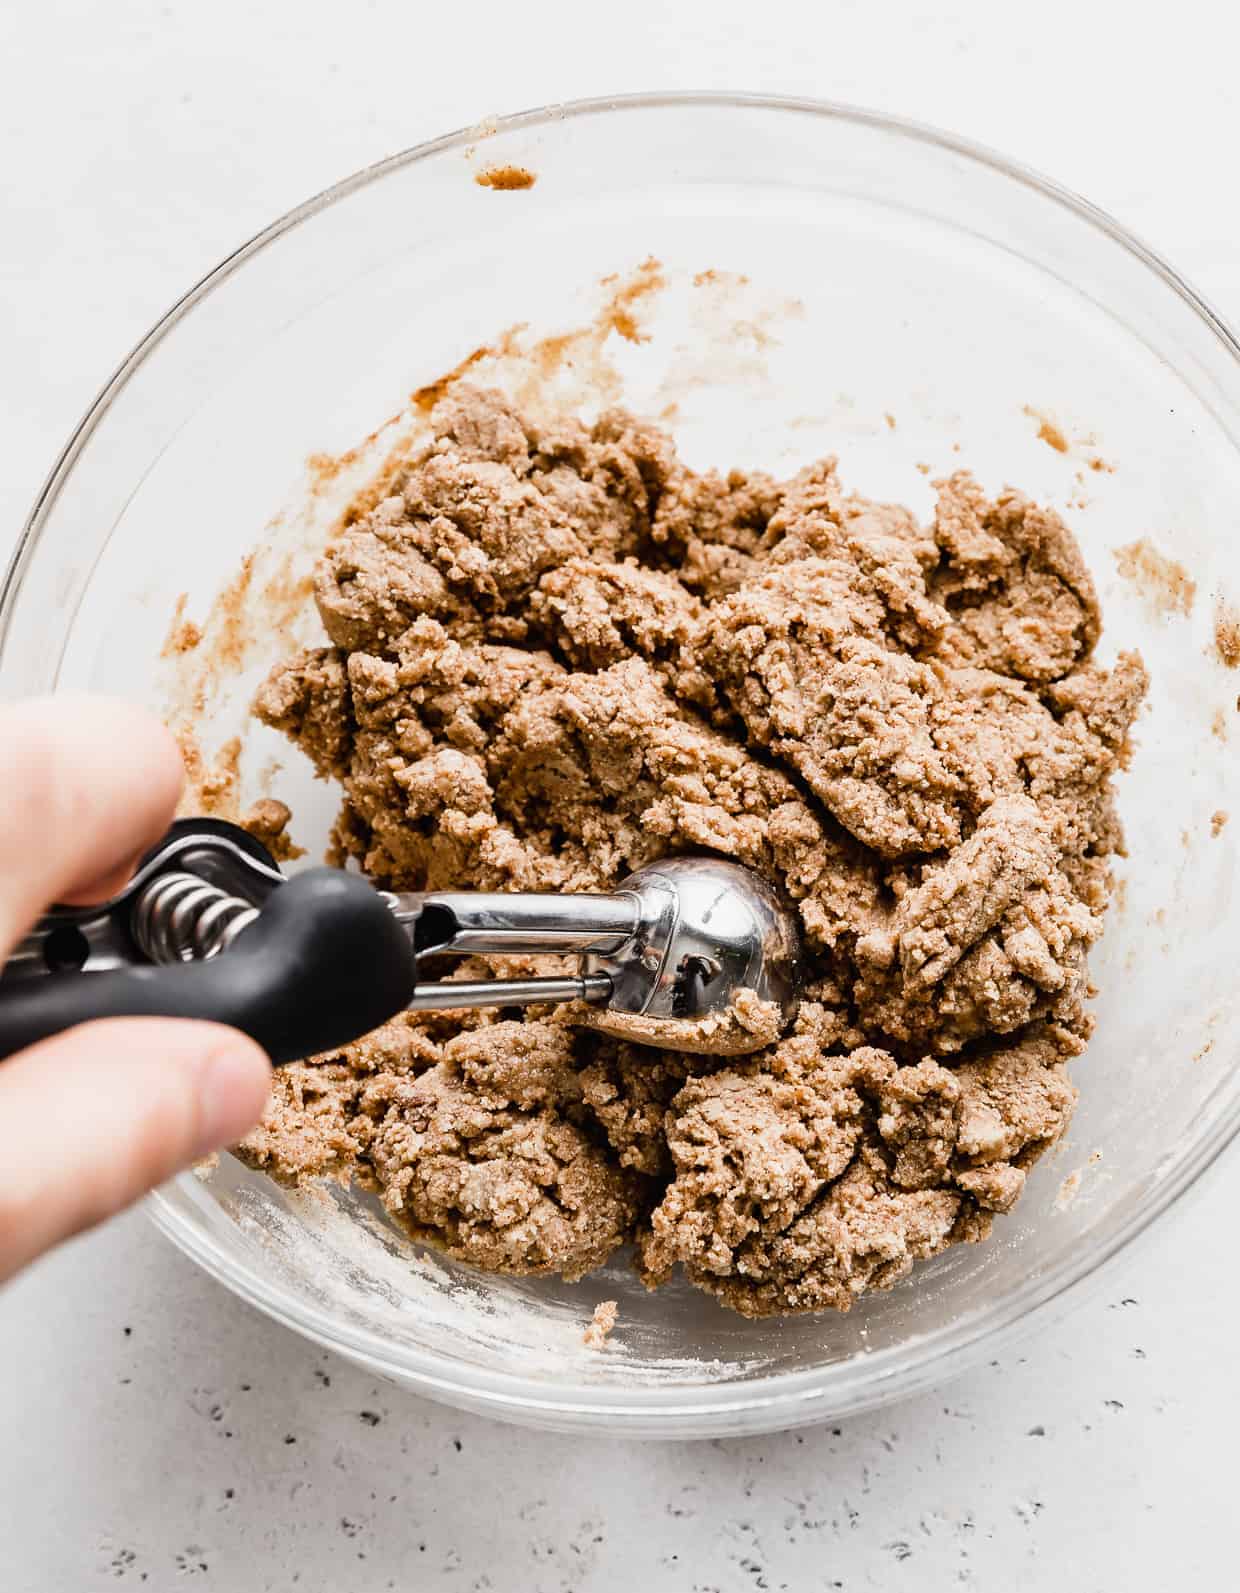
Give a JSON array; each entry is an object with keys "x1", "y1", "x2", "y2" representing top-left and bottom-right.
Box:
[
  {"x1": 177, "y1": 731, "x2": 242, "y2": 819},
  {"x1": 1055, "y1": 1168, "x2": 1082, "y2": 1209},
  {"x1": 161, "y1": 593, "x2": 202, "y2": 657},
  {"x1": 241, "y1": 797, "x2": 306, "y2": 862},
  {"x1": 584, "y1": 1299, "x2": 618, "y2": 1348},
  {"x1": 1211, "y1": 809, "x2": 1229, "y2": 838},
  {"x1": 475, "y1": 165, "x2": 536, "y2": 191}
]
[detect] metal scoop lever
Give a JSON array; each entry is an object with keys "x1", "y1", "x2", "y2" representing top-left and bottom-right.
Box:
[
  {"x1": 407, "y1": 971, "x2": 614, "y2": 1012},
  {"x1": 378, "y1": 887, "x2": 643, "y2": 1013},
  {"x1": 396, "y1": 889, "x2": 642, "y2": 961}
]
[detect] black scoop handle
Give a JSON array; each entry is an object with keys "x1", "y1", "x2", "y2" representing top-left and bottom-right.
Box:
[{"x1": 0, "y1": 870, "x2": 415, "y2": 1066}]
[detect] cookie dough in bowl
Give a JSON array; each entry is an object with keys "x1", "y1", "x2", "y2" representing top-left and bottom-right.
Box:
[
  {"x1": 14, "y1": 96, "x2": 1239, "y2": 1435},
  {"x1": 237, "y1": 384, "x2": 1145, "y2": 1318}
]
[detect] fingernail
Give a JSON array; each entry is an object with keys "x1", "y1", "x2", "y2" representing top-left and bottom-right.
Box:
[{"x1": 192, "y1": 1036, "x2": 273, "y2": 1159}]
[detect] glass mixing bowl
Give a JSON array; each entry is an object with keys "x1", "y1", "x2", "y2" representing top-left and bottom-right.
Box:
[{"x1": 5, "y1": 94, "x2": 1239, "y2": 1438}]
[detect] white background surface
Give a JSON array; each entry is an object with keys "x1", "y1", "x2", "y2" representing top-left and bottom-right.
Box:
[{"x1": 1, "y1": 3, "x2": 1237, "y2": 1588}]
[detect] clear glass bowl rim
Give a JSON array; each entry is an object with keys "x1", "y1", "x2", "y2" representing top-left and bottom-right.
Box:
[{"x1": 8, "y1": 90, "x2": 1240, "y2": 1429}]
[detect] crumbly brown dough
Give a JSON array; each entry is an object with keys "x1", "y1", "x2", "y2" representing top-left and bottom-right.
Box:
[
  {"x1": 241, "y1": 385, "x2": 1145, "y2": 1316},
  {"x1": 583, "y1": 1299, "x2": 618, "y2": 1348},
  {"x1": 240, "y1": 797, "x2": 305, "y2": 863}
]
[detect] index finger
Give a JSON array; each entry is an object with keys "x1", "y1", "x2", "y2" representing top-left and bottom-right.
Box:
[{"x1": 0, "y1": 696, "x2": 184, "y2": 955}]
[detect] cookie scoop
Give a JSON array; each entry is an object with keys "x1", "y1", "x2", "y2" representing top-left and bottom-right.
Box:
[{"x1": 0, "y1": 819, "x2": 802, "y2": 1064}]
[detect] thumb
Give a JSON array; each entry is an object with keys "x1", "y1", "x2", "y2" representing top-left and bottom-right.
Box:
[{"x1": 0, "y1": 1019, "x2": 271, "y2": 1281}]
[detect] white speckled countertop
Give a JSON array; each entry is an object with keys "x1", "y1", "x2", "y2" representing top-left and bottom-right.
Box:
[{"x1": 2, "y1": 3, "x2": 1239, "y2": 1586}]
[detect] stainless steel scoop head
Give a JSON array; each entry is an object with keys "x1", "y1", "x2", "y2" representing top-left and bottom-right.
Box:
[{"x1": 401, "y1": 855, "x2": 802, "y2": 1034}]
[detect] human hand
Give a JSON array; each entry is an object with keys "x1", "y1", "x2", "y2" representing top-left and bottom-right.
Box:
[{"x1": 0, "y1": 697, "x2": 272, "y2": 1282}]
